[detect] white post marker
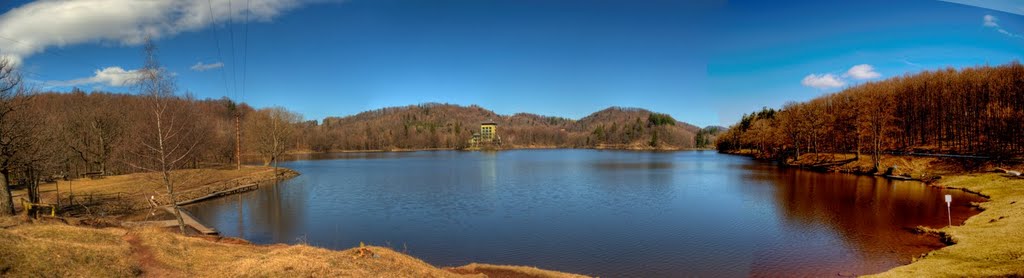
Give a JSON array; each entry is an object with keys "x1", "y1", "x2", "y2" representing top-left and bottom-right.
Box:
[{"x1": 945, "y1": 194, "x2": 952, "y2": 226}]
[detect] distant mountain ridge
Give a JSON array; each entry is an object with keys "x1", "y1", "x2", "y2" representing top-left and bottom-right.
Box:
[{"x1": 302, "y1": 103, "x2": 721, "y2": 151}]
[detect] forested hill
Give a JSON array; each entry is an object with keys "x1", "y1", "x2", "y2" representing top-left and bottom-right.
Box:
[
  {"x1": 717, "y1": 62, "x2": 1024, "y2": 167},
  {"x1": 10, "y1": 88, "x2": 719, "y2": 180},
  {"x1": 307, "y1": 104, "x2": 718, "y2": 151}
]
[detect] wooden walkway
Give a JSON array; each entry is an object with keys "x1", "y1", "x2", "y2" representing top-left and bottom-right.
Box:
[
  {"x1": 122, "y1": 220, "x2": 179, "y2": 228},
  {"x1": 175, "y1": 183, "x2": 259, "y2": 206},
  {"x1": 162, "y1": 206, "x2": 218, "y2": 235}
]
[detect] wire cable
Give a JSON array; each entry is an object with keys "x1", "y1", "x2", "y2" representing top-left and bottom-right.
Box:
[{"x1": 208, "y1": 0, "x2": 232, "y2": 99}]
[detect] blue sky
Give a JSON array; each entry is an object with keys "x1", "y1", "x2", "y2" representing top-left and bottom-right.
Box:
[{"x1": 0, "y1": 0, "x2": 1021, "y2": 127}]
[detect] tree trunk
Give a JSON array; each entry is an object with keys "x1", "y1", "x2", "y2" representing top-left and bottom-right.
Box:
[
  {"x1": 164, "y1": 170, "x2": 187, "y2": 234},
  {"x1": 794, "y1": 140, "x2": 801, "y2": 162},
  {"x1": 855, "y1": 127, "x2": 861, "y2": 160},
  {"x1": 873, "y1": 133, "x2": 881, "y2": 172},
  {"x1": 99, "y1": 135, "x2": 106, "y2": 175},
  {"x1": 0, "y1": 170, "x2": 13, "y2": 216},
  {"x1": 27, "y1": 168, "x2": 39, "y2": 204},
  {"x1": 155, "y1": 98, "x2": 188, "y2": 235}
]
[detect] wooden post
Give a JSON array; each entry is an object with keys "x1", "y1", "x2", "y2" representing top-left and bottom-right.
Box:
[
  {"x1": 68, "y1": 179, "x2": 74, "y2": 206},
  {"x1": 55, "y1": 179, "x2": 60, "y2": 209},
  {"x1": 236, "y1": 111, "x2": 242, "y2": 170}
]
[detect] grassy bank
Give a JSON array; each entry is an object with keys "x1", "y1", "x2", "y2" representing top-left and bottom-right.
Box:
[
  {"x1": 12, "y1": 165, "x2": 298, "y2": 220},
  {"x1": 731, "y1": 150, "x2": 976, "y2": 179},
  {"x1": 0, "y1": 220, "x2": 588, "y2": 277},
  {"x1": 4, "y1": 166, "x2": 589, "y2": 277},
  {"x1": 869, "y1": 173, "x2": 1024, "y2": 277}
]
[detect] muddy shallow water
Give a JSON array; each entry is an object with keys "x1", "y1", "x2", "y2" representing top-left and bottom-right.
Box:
[{"x1": 190, "y1": 150, "x2": 984, "y2": 277}]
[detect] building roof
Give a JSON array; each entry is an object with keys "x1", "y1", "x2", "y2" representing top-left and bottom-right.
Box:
[{"x1": 481, "y1": 120, "x2": 497, "y2": 125}]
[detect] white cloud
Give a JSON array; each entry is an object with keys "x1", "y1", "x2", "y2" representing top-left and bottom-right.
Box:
[
  {"x1": 44, "y1": 67, "x2": 145, "y2": 87},
  {"x1": 803, "y1": 64, "x2": 882, "y2": 89},
  {"x1": 0, "y1": 0, "x2": 318, "y2": 63},
  {"x1": 845, "y1": 64, "x2": 881, "y2": 80},
  {"x1": 901, "y1": 58, "x2": 923, "y2": 68},
  {"x1": 801, "y1": 73, "x2": 845, "y2": 89},
  {"x1": 984, "y1": 14, "x2": 999, "y2": 27},
  {"x1": 982, "y1": 14, "x2": 1021, "y2": 37},
  {"x1": 190, "y1": 61, "x2": 224, "y2": 71}
]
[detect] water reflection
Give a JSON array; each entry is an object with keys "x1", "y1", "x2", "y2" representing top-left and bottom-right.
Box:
[
  {"x1": 480, "y1": 151, "x2": 497, "y2": 188},
  {"x1": 189, "y1": 150, "x2": 983, "y2": 277},
  {"x1": 741, "y1": 168, "x2": 983, "y2": 275}
]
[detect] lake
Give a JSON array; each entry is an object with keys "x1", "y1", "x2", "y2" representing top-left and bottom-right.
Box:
[{"x1": 188, "y1": 150, "x2": 984, "y2": 277}]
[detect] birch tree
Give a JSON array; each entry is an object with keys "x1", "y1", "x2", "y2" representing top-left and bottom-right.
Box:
[{"x1": 127, "y1": 40, "x2": 200, "y2": 234}]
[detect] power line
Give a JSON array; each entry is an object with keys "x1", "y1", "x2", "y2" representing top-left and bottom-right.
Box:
[
  {"x1": 227, "y1": 0, "x2": 239, "y2": 100},
  {"x1": 242, "y1": 0, "x2": 250, "y2": 102},
  {"x1": 207, "y1": 0, "x2": 232, "y2": 99}
]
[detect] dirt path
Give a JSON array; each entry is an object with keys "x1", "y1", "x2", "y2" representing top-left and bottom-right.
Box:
[{"x1": 124, "y1": 232, "x2": 177, "y2": 277}]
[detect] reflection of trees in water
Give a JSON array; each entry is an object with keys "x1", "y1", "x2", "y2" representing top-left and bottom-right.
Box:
[
  {"x1": 184, "y1": 178, "x2": 308, "y2": 245},
  {"x1": 236, "y1": 194, "x2": 244, "y2": 239},
  {"x1": 246, "y1": 179, "x2": 306, "y2": 243},
  {"x1": 742, "y1": 167, "x2": 985, "y2": 274},
  {"x1": 213, "y1": 179, "x2": 305, "y2": 244}
]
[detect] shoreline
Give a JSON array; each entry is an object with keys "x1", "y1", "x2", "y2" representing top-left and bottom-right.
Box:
[
  {"x1": 6, "y1": 165, "x2": 590, "y2": 277},
  {"x1": 0, "y1": 217, "x2": 589, "y2": 277},
  {"x1": 141, "y1": 168, "x2": 301, "y2": 235},
  {"x1": 869, "y1": 173, "x2": 1024, "y2": 276},
  {"x1": 285, "y1": 146, "x2": 718, "y2": 155},
  {"x1": 13, "y1": 151, "x2": 1017, "y2": 276},
  {"x1": 724, "y1": 150, "x2": 1024, "y2": 276}
]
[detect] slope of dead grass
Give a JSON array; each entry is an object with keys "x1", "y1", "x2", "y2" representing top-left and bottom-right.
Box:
[
  {"x1": 869, "y1": 173, "x2": 1024, "y2": 277},
  {"x1": 787, "y1": 153, "x2": 986, "y2": 178},
  {"x1": 0, "y1": 221, "x2": 587, "y2": 278},
  {"x1": 12, "y1": 165, "x2": 297, "y2": 218},
  {"x1": 0, "y1": 223, "x2": 136, "y2": 277},
  {"x1": 4, "y1": 165, "x2": 589, "y2": 277}
]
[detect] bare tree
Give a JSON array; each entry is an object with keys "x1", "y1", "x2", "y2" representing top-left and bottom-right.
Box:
[
  {"x1": 68, "y1": 95, "x2": 125, "y2": 175},
  {"x1": 125, "y1": 40, "x2": 200, "y2": 234},
  {"x1": 0, "y1": 58, "x2": 34, "y2": 216},
  {"x1": 245, "y1": 107, "x2": 301, "y2": 178},
  {"x1": 15, "y1": 103, "x2": 62, "y2": 206}
]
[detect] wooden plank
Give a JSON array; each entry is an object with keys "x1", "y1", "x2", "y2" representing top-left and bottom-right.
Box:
[
  {"x1": 122, "y1": 220, "x2": 179, "y2": 228},
  {"x1": 162, "y1": 206, "x2": 218, "y2": 235},
  {"x1": 175, "y1": 183, "x2": 259, "y2": 206}
]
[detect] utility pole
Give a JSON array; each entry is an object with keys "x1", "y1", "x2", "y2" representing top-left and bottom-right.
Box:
[{"x1": 236, "y1": 110, "x2": 242, "y2": 170}]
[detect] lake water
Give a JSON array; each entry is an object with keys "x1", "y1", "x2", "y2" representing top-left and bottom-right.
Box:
[{"x1": 188, "y1": 150, "x2": 984, "y2": 277}]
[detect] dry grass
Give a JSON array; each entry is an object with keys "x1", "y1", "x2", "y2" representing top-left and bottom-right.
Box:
[
  {"x1": 4, "y1": 166, "x2": 588, "y2": 277},
  {"x1": 788, "y1": 153, "x2": 978, "y2": 178},
  {"x1": 868, "y1": 173, "x2": 1024, "y2": 277},
  {"x1": 0, "y1": 221, "x2": 136, "y2": 277},
  {"x1": 0, "y1": 220, "x2": 587, "y2": 278},
  {"x1": 12, "y1": 165, "x2": 297, "y2": 219}
]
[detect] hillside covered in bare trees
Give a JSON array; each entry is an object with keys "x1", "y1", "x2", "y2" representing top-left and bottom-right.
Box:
[
  {"x1": 5, "y1": 89, "x2": 718, "y2": 188},
  {"x1": 306, "y1": 104, "x2": 712, "y2": 151},
  {"x1": 717, "y1": 62, "x2": 1024, "y2": 169}
]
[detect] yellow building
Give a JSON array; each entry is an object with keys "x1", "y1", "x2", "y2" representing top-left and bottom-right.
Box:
[
  {"x1": 480, "y1": 121, "x2": 497, "y2": 142},
  {"x1": 469, "y1": 120, "x2": 500, "y2": 149}
]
